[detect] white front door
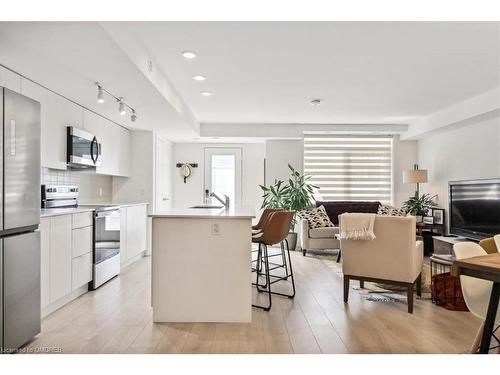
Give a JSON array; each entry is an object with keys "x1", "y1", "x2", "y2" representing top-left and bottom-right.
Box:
[{"x1": 204, "y1": 147, "x2": 242, "y2": 206}]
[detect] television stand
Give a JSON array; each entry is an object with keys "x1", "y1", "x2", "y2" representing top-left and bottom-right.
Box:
[{"x1": 433, "y1": 235, "x2": 469, "y2": 255}]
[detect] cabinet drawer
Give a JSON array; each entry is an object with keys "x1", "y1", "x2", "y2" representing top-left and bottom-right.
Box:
[
  {"x1": 72, "y1": 212, "x2": 93, "y2": 229},
  {"x1": 72, "y1": 252, "x2": 92, "y2": 291},
  {"x1": 72, "y1": 226, "x2": 93, "y2": 258}
]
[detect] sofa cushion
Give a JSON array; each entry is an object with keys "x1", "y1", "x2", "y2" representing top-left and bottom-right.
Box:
[
  {"x1": 377, "y1": 204, "x2": 407, "y2": 217},
  {"x1": 315, "y1": 201, "x2": 381, "y2": 226},
  {"x1": 297, "y1": 205, "x2": 334, "y2": 229},
  {"x1": 309, "y1": 226, "x2": 339, "y2": 239}
]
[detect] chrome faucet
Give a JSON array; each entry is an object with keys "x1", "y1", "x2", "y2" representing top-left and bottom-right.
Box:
[{"x1": 210, "y1": 192, "x2": 230, "y2": 208}]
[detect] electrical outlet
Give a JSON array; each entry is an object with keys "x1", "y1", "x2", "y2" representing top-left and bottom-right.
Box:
[
  {"x1": 212, "y1": 223, "x2": 221, "y2": 235},
  {"x1": 98, "y1": 187, "x2": 103, "y2": 197}
]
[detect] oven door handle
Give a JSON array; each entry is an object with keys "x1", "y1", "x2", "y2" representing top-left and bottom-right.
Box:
[{"x1": 96, "y1": 210, "x2": 120, "y2": 219}]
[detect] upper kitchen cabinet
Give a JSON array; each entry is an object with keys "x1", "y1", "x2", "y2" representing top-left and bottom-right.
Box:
[
  {"x1": 44, "y1": 91, "x2": 84, "y2": 170},
  {"x1": 0, "y1": 66, "x2": 22, "y2": 93},
  {"x1": 83, "y1": 110, "x2": 130, "y2": 177},
  {"x1": 22, "y1": 78, "x2": 83, "y2": 170}
]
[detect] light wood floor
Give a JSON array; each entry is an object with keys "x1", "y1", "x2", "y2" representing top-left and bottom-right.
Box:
[{"x1": 26, "y1": 250, "x2": 481, "y2": 354}]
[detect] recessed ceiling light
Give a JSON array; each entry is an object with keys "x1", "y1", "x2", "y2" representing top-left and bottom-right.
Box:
[
  {"x1": 193, "y1": 75, "x2": 206, "y2": 81},
  {"x1": 181, "y1": 51, "x2": 197, "y2": 59},
  {"x1": 310, "y1": 98, "x2": 322, "y2": 106},
  {"x1": 200, "y1": 91, "x2": 213, "y2": 97}
]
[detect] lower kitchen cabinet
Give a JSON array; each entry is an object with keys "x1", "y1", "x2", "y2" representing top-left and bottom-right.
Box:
[
  {"x1": 72, "y1": 252, "x2": 92, "y2": 291},
  {"x1": 48, "y1": 215, "x2": 73, "y2": 303},
  {"x1": 39, "y1": 218, "x2": 51, "y2": 309},
  {"x1": 40, "y1": 213, "x2": 93, "y2": 313},
  {"x1": 120, "y1": 204, "x2": 148, "y2": 265}
]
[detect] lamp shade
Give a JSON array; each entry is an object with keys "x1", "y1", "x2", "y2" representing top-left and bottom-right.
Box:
[{"x1": 403, "y1": 169, "x2": 428, "y2": 184}]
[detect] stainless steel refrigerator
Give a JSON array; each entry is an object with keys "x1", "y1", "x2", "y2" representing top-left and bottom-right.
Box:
[{"x1": 0, "y1": 87, "x2": 41, "y2": 353}]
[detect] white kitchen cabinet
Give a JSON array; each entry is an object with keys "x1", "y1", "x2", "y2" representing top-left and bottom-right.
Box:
[
  {"x1": 84, "y1": 110, "x2": 130, "y2": 177},
  {"x1": 49, "y1": 215, "x2": 73, "y2": 303},
  {"x1": 72, "y1": 252, "x2": 92, "y2": 291},
  {"x1": 121, "y1": 204, "x2": 147, "y2": 263},
  {"x1": 44, "y1": 91, "x2": 84, "y2": 170},
  {"x1": 119, "y1": 207, "x2": 128, "y2": 263},
  {"x1": 72, "y1": 211, "x2": 93, "y2": 229},
  {"x1": 40, "y1": 218, "x2": 51, "y2": 309},
  {"x1": 0, "y1": 66, "x2": 22, "y2": 93},
  {"x1": 118, "y1": 126, "x2": 131, "y2": 176},
  {"x1": 72, "y1": 226, "x2": 93, "y2": 258}
]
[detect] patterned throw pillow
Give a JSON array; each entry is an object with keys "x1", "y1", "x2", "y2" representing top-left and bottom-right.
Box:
[
  {"x1": 297, "y1": 205, "x2": 334, "y2": 229},
  {"x1": 377, "y1": 205, "x2": 407, "y2": 217}
]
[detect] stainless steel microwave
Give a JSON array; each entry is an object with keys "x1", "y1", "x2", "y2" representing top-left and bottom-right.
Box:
[{"x1": 66, "y1": 126, "x2": 102, "y2": 169}]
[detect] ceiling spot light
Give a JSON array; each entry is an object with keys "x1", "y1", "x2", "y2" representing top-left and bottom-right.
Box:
[
  {"x1": 94, "y1": 82, "x2": 137, "y2": 122},
  {"x1": 193, "y1": 74, "x2": 206, "y2": 81},
  {"x1": 200, "y1": 91, "x2": 213, "y2": 97},
  {"x1": 96, "y1": 84, "x2": 105, "y2": 103},
  {"x1": 118, "y1": 98, "x2": 126, "y2": 115},
  {"x1": 310, "y1": 99, "x2": 322, "y2": 106},
  {"x1": 181, "y1": 51, "x2": 197, "y2": 59}
]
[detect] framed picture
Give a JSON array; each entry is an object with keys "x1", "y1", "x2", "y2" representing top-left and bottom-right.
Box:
[
  {"x1": 423, "y1": 216, "x2": 434, "y2": 224},
  {"x1": 432, "y1": 208, "x2": 445, "y2": 225}
]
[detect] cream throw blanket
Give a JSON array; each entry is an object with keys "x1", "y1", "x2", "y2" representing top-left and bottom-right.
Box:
[{"x1": 339, "y1": 213, "x2": 376, "y2": 241}]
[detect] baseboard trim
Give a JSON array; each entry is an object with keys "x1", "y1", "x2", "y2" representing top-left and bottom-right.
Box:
[
  {"x1": 120, "y1": 251, "x2": 146, "y2": 270},
  {"x1": 41, "y1": 285, "x2": 89, "y2": 319}
]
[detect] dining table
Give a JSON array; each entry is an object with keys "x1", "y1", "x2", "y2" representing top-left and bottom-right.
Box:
[{"x1": 452, "y1": 252, "x2": 500, "y2": 354}]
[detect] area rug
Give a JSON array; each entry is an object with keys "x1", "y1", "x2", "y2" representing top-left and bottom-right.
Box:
[{"x1": 308, "y1": 250, "x2": 432, "y2": 304}]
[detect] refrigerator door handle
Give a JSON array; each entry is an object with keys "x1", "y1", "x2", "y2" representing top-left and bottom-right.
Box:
[{"x1": 10, "y1": 120, "x2": 16, "y2": 156}]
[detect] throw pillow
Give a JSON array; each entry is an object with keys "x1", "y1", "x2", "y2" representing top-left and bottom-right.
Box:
[
  {"x1": 297, "y1": 205, "x2": 334, "y2": 229},
  {"x1": 377, "y1": 204, "x2": 407, "y2": 217}
]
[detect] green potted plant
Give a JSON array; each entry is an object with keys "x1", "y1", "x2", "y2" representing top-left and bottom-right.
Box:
[
  {"x1": 402, "y1": 192, "x2": 438, "y2": 222},
  {"x1": 259, "y1": 164, "x2": 317, "y2": 250}
]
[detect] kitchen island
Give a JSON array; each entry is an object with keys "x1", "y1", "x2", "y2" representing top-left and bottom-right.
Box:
[{"x1": 151, "y1": 206, "x2": 255, "y2": 323}]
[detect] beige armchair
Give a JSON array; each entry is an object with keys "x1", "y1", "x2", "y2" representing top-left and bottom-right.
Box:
[
  {"x1": 340, "y1": 215, "x2": 423, "y2": 313},
  {"x1": 300, "y1": 219, "x2": 340, "y2": 256}
]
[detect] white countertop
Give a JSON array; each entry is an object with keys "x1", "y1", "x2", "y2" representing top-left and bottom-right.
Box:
[
  {"x1": 151, "y1": 205, "x2": 255, "y2": 219},
  {"x1": 40, "y1": 207, "x2": 96, "y2": 217},
  {"x1": 40, "y1": 202, "x2": 148, "y2": 218}
]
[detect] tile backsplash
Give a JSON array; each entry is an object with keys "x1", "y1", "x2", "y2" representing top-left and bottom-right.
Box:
[{"x1": 41, "y1": 168, "x2": 113, "y2": 204}]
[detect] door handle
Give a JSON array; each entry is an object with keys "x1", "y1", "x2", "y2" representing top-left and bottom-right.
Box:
[
  {"x1": 10, "y1": 119, "x2": 16, "y2": 156},
  {"x1": 90, "y1": 136, "x2": 99, "y2": 164}
]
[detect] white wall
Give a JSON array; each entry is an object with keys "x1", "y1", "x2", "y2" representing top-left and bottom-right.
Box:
[
  {"x1": 392, "y1": 136, "x2": 418, "y2": 207},
  {"x1": 265, "y1": 140, "x2": 304, "y2": 184},
  {"x1": 172, "y1": 143, "x2": 266, "y2": 210},
  {"x1": 418, "y1": 114, "x2": 500, "y2": 209}
]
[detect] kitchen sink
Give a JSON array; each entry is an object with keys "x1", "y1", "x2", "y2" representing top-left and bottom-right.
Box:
[{"x1": 190, "y1": 205, "x2": 224, "y2": 209}]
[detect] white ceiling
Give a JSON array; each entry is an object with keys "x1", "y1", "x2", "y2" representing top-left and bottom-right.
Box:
[
  {"x1": 0, "y1": 22, "x2": 198, "y2": 139},
  {"x1": 119, "y1": 21, "x2": 500, "y2": 125},
  {"x1": 0, "y1": 22, "x2": 498, "y2": 141}
]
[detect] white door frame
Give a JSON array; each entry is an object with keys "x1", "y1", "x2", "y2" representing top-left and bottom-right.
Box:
[{"x1": 203, "y1": 147, "x2": 243, "y2": 205}]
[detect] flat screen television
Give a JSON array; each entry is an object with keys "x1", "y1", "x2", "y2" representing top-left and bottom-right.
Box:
[{"x1": 449, "y1": 178, "x2": 500, "y2": 240}]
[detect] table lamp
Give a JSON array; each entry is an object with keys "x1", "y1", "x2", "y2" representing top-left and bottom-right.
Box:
[{"x1": 403, "y1": 164, "x2": 428, "y2": 198}]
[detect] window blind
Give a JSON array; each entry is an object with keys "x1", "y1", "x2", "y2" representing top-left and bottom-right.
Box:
[{"x1": 303, "y1": 134, "x2": 393, "y2": 204}]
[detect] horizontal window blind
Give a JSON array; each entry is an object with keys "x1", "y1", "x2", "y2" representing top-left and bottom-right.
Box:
[{"x1": 303, "y1": 135, "x2": 393, "y2": 204}]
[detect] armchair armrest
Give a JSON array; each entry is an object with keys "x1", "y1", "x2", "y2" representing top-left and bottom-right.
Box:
[{"x1": 300, "y1": 219, "x2": 310, "y2": 250}]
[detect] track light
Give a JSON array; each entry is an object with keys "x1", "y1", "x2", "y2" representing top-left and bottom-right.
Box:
[
  {"x1": 118, "y1": 98, "x2": 126, "y2": 115},
  {"x1": 94, "y1": 82, "x2": 137, "y2": 122},
  {"x1": 97, "y1": 84, "x2": 105, "y2": 103}
]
